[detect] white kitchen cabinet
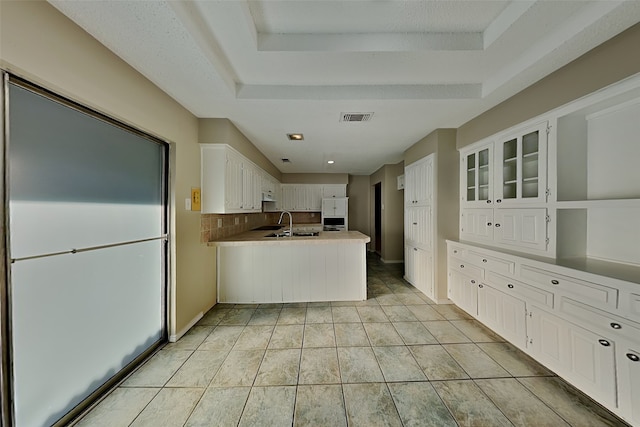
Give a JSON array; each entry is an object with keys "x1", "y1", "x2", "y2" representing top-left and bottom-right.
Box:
[
  {"x1": 280, "y1": 184, "x2": 325, "y2": 211},
  {"x1": 405, "y1": 246, "x2": 434, "y2": 299},
  {"x1": 461, "y1": 142, "x2": 493, "y2": 206},
  {"x1": 405, "y1": 206, "x2": 432, "y2": 250},
  {"x1": 306, "y1": 186, "x2": 323, "y2": 211},
  {"x1": 405, "y1": 155, "x2": 433, "y2": 206},
  {"x1": 527, "y1": 306, "x2": 617, "y2": 409},
  {"x1": 242, "y1": 163, "x2": 256, "y2": 211},
  {"x1": 477, "y1": 283, "x2": 527, "y2": 349},
  {"x1": 281, "y1": 185, "x2": 296, "y2": 211},
  {"x1": 493, "y1": 208, "x2": 548, "y2": 251},
  {"x1": 224, "y1": 149, "x2": 243, "y2": 211},
  {"x1": 460, "y1": 208, "x2": 493, "y2": 242},
  {"x1": 494, "y1": 122, "x2": 548, "y2": 205},
  {"x1": 618, "y1": 342, "x2": 640, "y2": 426},
  {"x1": 448, "y1": 270, "x2": 478, "y2": 317},
  {"x1": 322, "y1": 197, "x2": 347, "y2": 217},
  {"x1": 322, "y1": 184, "x2": 347, "y2": 198}
]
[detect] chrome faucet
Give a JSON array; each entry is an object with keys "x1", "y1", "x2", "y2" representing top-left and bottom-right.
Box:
[{"x1": 278, "y1": 210, "x2": 293, "y2": 236}]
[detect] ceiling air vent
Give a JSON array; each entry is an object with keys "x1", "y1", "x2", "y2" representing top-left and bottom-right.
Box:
[
  {"x1": 340, "y1": 112, "x2": 374, "y2": 122},
  {"x1": 281, "y1": 158, "x2": 291, "y2": 163}
]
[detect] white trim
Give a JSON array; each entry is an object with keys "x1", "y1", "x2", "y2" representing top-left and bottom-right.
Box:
[
  {"x1": 381, "y1": 258, "x2": 404, "y2": 264},
  {"x1": 169, "y1": 311, "x2": 203, "y2": 342}
]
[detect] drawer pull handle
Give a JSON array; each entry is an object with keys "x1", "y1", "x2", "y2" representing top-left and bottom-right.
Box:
[
  {"x1": 479, "y1": 284, "x2": 484, "y2": 288},
  {"x1": 551, "y1": 280, "x2": 559, "y2": 285},
  {"x1": 482, "y1": 259, "x2": 488, "y2": 263},
  {"x1": 471, "y1": 280, "x2": 476, "y2": 284},
  {"x1": 495, "y1": 223, "x2": 501, "y2": 228},
  {"x1": 599, "y1": 339, "x2": 611, "y2": 347},
  {"x1": 487, "y1": 222, "x2": 492, "y2": 226},
  {"x1": 486, "y1": 200, "x2": 492, "y2": 204},
  {"x1": 507, "y1": 284, "x2": 514, "y2": 289},
  {"x1": 460, "y1": 265, "x2": 464, "y2": 268},
  {"x1": 610, "y1": 323, "x2": 622, "y2": 330},
  {"x1": 496, "y1": 199, "x2": 502, "y2": 203},
  {"x1": 627, "y1": 353, "x2": 640, "y2": 362}
]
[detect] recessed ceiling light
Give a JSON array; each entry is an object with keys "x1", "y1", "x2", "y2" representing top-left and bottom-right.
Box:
[
  {"x1": 287, "y1": 133, "x2": 304, "y2": 141},
  {"x1": 327, "y1": 160, "x2": 335, "y2": 164}
]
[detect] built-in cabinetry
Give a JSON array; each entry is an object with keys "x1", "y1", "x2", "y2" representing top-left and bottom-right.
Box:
[
  {"x1": 404, "y1": 154, "x2": 435, "y2": 299},
  {"x1": 201, "y1": 144, "x2": 276, "y2": 213},
  {"x1": 279, "y1": 184, "x2": 346, "y2": 212},
  {"x1": 447, "y1": 240, "x2": 640, "y2": 425}
]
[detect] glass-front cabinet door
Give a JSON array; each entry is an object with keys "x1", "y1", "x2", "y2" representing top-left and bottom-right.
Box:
[
  {"x1": 495, "y1": 122, "x2": 548, "y2": 205},
  {"x1": 462, "y1": 142, "x2": 493, "y2": 206}
]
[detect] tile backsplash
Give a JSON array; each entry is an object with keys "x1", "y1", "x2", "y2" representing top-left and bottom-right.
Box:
[{"x1": 201, "y1": 211, "x2": 321, "y2": 243}]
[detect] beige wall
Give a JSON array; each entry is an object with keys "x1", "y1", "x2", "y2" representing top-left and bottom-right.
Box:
[
  {"x1": 281, "y1": 173, "x2": 348, "y2": 184},
  {"x1": 0, "y1": 1, "x2": 214, "y2": 336},
  {"x1": 404, "y1": 129, "x2": 459, "y2": 301},
  {"x1": 199, "y1": 118, "x2": 282, "y2": 180},
  {"x1": 458, "y1": 22, "x2": 640, "y2": 149},
  {"x1": 369, "y1": 162, "x2": 405, "y2": 263},
  {"x1": 347, "y1": 175, "x2": 371, "y2": 236}
]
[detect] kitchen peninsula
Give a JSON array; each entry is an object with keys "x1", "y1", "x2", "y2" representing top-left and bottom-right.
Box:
[{"x1": 209, "y1": 228, "x2": 370, "y2": 303}]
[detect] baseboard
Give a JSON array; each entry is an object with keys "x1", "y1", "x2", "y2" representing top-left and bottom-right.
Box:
[
  {"x1": 169, "y1": 311, "x2": 203, "y2": 343},
  {"x1": 381, "y1": 258, "x2": 403, "y2": 264},
  {"x1": 436, "y1": 298, "x2": 453, "y2": 304}
]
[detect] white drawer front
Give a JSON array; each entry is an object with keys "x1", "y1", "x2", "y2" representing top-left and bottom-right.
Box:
[
  {"x1": 487, "y1": 272, "x2": 553, "y2": 308},
  {"x1": 627, "y1": 293, "x2": 640, "y2": 324},
  {"x1": 559, "y1": 298, "x2": 640, "y2": 342},
  {"x1": 448, "y1": 245, "x2": 466, "y2": 259},
  {"x1": 467, "y1": 251, "x2": 515, "y2": 275},
  {"x1": 520, "y1": 265, "x2": 618, "y2": 309},
  {"x1": 450, "y1": 257, "x2": 484, "y2": 279}
]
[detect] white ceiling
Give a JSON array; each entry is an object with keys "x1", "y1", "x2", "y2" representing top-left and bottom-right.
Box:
[{"x1": 49, "y1": 0, "x2": 640, "y2": 175}]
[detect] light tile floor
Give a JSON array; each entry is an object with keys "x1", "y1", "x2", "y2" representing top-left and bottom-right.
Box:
[{"x1": 77, "y1": 255, "x2": 628, "y2": 426}]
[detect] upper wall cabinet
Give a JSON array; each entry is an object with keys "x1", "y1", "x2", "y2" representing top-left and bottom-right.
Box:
[
  {"x1": 322, "y1": 185, "x2": 347, "y2": 198},
  {"x1": 201, "y1": 144, "x2": 275, "y2": 214},
  {"x1": 405, "y1": 155, "x2": 433, "y2": 207},
  {"x1": 280, "y1": 184, "x2": 344, "y2": 211},
  {"x1": 461, "y1": 142, "x2": 493, "y2": 207}
]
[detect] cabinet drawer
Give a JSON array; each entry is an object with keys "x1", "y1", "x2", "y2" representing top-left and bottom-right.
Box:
[
  {"x1": 520, "y1": 265, "x2": 618, "y2": 309},
  {"x1": 559, "y1": 298, "x2": 640, "y2": 342},
  {"x1": 467, "y1": 251, "x2": 515, "y2": 275},
  {"x1": 626, "y1": 293, "x2": 640, "y2": 324},
  {"x1": 450, "y1": 257, "x2": 484, "y2": 278},
  {"x1": 448, "y1": 245, "x2": 466, "y2": 259},
  {"x1": 487, "y1": 272, "x2": 553, "y2": 308}
]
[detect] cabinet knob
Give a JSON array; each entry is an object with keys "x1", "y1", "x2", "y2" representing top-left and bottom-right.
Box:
[
  {"x1": 507, "y1": 284, "x2": 514, "y2": 289},
  {"x1": 487, "y1": 222, "x2": 492, "y2": 226},
  {"x1": 627, "y1": 353, "x2": 640, "y2": 362},
  {"x1": 598, "y1": 339, "x2": 611, "y2": 347},
  {"x1": 414, "y1": 248, "x2": 417, "y2": 251},
  {"x1": 413, "y1": 222, "x2": 418, "y2": 225},
  {"x1": 453, "y1": 250, "x2": 458, "y2": 254},
  {"x1": 486, "y1": 200, "x2": 492, "y2": 204},
  {"x1": 479, "y1": 284, "x2": 484, "y2": 288},
  {"x1": 551, "y1": 279, "x2": 560, "y2": 285},
  {"x1": 496, "y1": 199, "x2": 502, "y2": 203},
  {"x1": 460, "y1": 264, "x2": 464, "y2": 268},
  {"x1": 610, "y1": 323, "x2": 622, "y2": 330},
  {"x1": 495, "y1": 223, "x2": 501, "y2": 228},
  {"x1": 482, "y1": 259, "x2": 488, "y2": 263},
  {"x1": 471, "y1": 280, "x2": 476, "y2": 284}
]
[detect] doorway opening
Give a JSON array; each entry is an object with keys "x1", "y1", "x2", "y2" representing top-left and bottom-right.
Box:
[{"x1": 374, "y1": 182, "x2": 382, "y2": 255}]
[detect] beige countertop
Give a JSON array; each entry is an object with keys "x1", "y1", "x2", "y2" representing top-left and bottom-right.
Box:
[{"x1": 208, "y1": 229, "x2": 371, "y2": 246}]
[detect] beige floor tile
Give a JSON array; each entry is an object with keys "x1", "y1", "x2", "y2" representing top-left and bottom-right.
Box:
[
  {"x1": 238, "y1": 386, "x2": 296, "y2": 427},
  {"x1": 334, "y1": 322, "x2": 371, "y2": 347},
  {"x1": 373, "y1": 346, "x2": 426, "y2": 382},
  {"x1": 388, "y1": 382, "x2": 457, "y2": 427},
  {"x1": 185, "y1": 387, "x2": 250, "y2": 427},
  {"x1": 164, "y1": 326, "x2": 214, "y2": 351},
  {"x1": 268, "y1": 324, "x2": 304, "y2": 349},
  {"x1": 76, "y1": 388, "x2": 159, "y2": 427},
  {"x1": 476, "y1": 378, "x2": 570, "y2": 426},
  {"x1": 375, "y1": 293, "x2": 403, "y2": 306},
  {"x1": 306, "y1": 306, "x2": 333, "y2": 323},
  {"x1": 432, "y1": 380, "x2": 512, "y2": 426},
  {"x1": 299, "y1": 348, "x2": 340, "y2": 384},
  {"x1": 122, "y1": 350, "x2": 192, "y2": 387},
  {"x1": 406, "y1": 305, "x2": 446, "y2": 321},
  {"x1": 198, "y1": 325, "x2": 244, "y2": 351},
  {"x1": 166, "y1": 349, "x2": 229, "y2": 387},
  {"x1": 356, "y1": 306, "x2": 389, "y2": 322},
  {"x1": 233, "y1": 325, "x2": 274, "y2": 350},
  {"x1": 432, "y1": 304, "x2": 473, "y2": 320},
  {"x1": 254, "y1": 349, "x2": 301, "y2": 386},
  {"x1": 423, "y1": 320, "x2": 472, "y2": 343},
  {"x1": 197, "y1": 308, "x2": 231, "y2": 326},
  {"x1": 392, "y1": 321, "x2": 438, "y2": 345},
  {"x1": 218, "y1": 308, "x2": 256, "y2": 325},
  {"x1": 130, "y1": 388, "x2": 203, "y2": 427},
  {"x1": 443, "y1": 343, "x2": 510, "y2": 378},
  {"x1": 248, "y1": 309, "x2": 281, "y2": 325},
  {"x1": 337, "y1": 347, "x2": 385, "y2": 383},
  {"x1": 303, "y1": 323, "x2": 336, "y2": 347},
  {"x1": 450, "y1": 319, "x2": 503, "y2": 343},
  {"x1": 409, "y1": 345, "x2": 469, "y2": 380},
  {"x1": 331, "y1": 306, "x2": 361, "y2": 323},
  {"x1": 277, "y1": 307, "x2": 307, "y2": 325},
  {"x1": 477, "y1": 342, "x2": 553, "y2": 377},
  {"x1": 381, "y1": 305, "x2": 419, "y2": 322},
  {"x1": 294, "y1": 385, "x2": 347, "y2": 427},
  {"x1": 363, "y1": 322, "x2": 405, "y2": 346},
  {"x1": 210, "y1": 349, "x2": 264, "y2": 386},
  {"x1": 394, "y1": 293, "x2": 428, "y2": 305},
  {"x1": 343, "y1": 383, "x2": 402, "y2": 427}
]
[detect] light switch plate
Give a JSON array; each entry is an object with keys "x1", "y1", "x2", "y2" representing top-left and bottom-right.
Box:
[
  {"x1": 191, "y1": 187, "x2": 201, "y2": 211},
  {"x1": 185, "y1": 197, "x2": 191, "y2": 210}
]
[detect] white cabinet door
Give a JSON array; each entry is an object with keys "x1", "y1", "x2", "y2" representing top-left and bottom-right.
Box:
[
  {"x1": 618, "y1": 343, "x2": 640, "y2": 425},
  {"x1": 225, "y1": 151, "x2": 243, "y2": 211},
  {"x1": 494, "y1": 208, "x2": 547, "y2": 251},
  {"x1": 527, "y1": 307, "x2": 617, "y2": 409},
  {"x1": 404, "y1": 165, "x2": 417, "y2": 207},
  {"x1": 460, "y1": 208, "x2": 494, "y2": 242},
  {"x1": 448, "y1": 270, "x2": 463, "y2": 305},
  {"x1": 415, "y1": 206, "x2": 432, "y2": 249},
  {"x1": 242, "y1": 164, "x2": 254, "y2": 211},
  {"x1": 405, "y1": 155, "x2": 433, "y2": 206},
  {"x1": 322, "y1": 185, "x2": 346, "y2": 198},
  {"x1": 307, "y1": 185, "x2": 322, "y2": 211},
  {"x1": 478, "y1": 284, "x2": 527, "y2": 349},
  {"x1": 405, "y1": 245, "x2": 415, "y2": 284},
  {"x1": 449, "y1": 270, "x2": 478, "y2": 316},
  {"x1": 281, "y1": 186, "x2": 296, "y2": 211},
  {"x1": 461, "y1": 143, "x2": 493, "y2": 206},
  {"x1": 294, "y1": 186, "x2": 307, "y2": 210},
  {"x1": 494, "y1": 121, "x2": 548, "y2": 205},
  {"x1": 415, "y1": 247, "x2": 434, "y2": 299},
  {"x1": 323, "y1": 198, "x2": 347, "y2": 217}
]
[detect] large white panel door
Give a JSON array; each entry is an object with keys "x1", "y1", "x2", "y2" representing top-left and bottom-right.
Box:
[
  {"x1": 414, "y1": 247, "x2": 434, "y2": 298},
  {"x1": 415, "y1": 206, "x2": 432, "y2": 249},
  {"x1": 494, "y1": 208, "x2": 547, "y2": 251},
  {"x1": 460, "y1": 208, "x2": 494, "y2": 242}
]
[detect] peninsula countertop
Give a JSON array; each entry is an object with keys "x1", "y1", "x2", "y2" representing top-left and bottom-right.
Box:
[{"x1": 208, "y1": 229, "x2": 371, "y2": 247}]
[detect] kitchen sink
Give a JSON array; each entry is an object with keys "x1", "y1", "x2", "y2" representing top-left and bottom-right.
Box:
[
  {"x1": 264, "y1": 231, "x2": 319, "y2": 238},
  {"x1": 253, "y1": 225, "x2": 284, "y2": 231}
]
